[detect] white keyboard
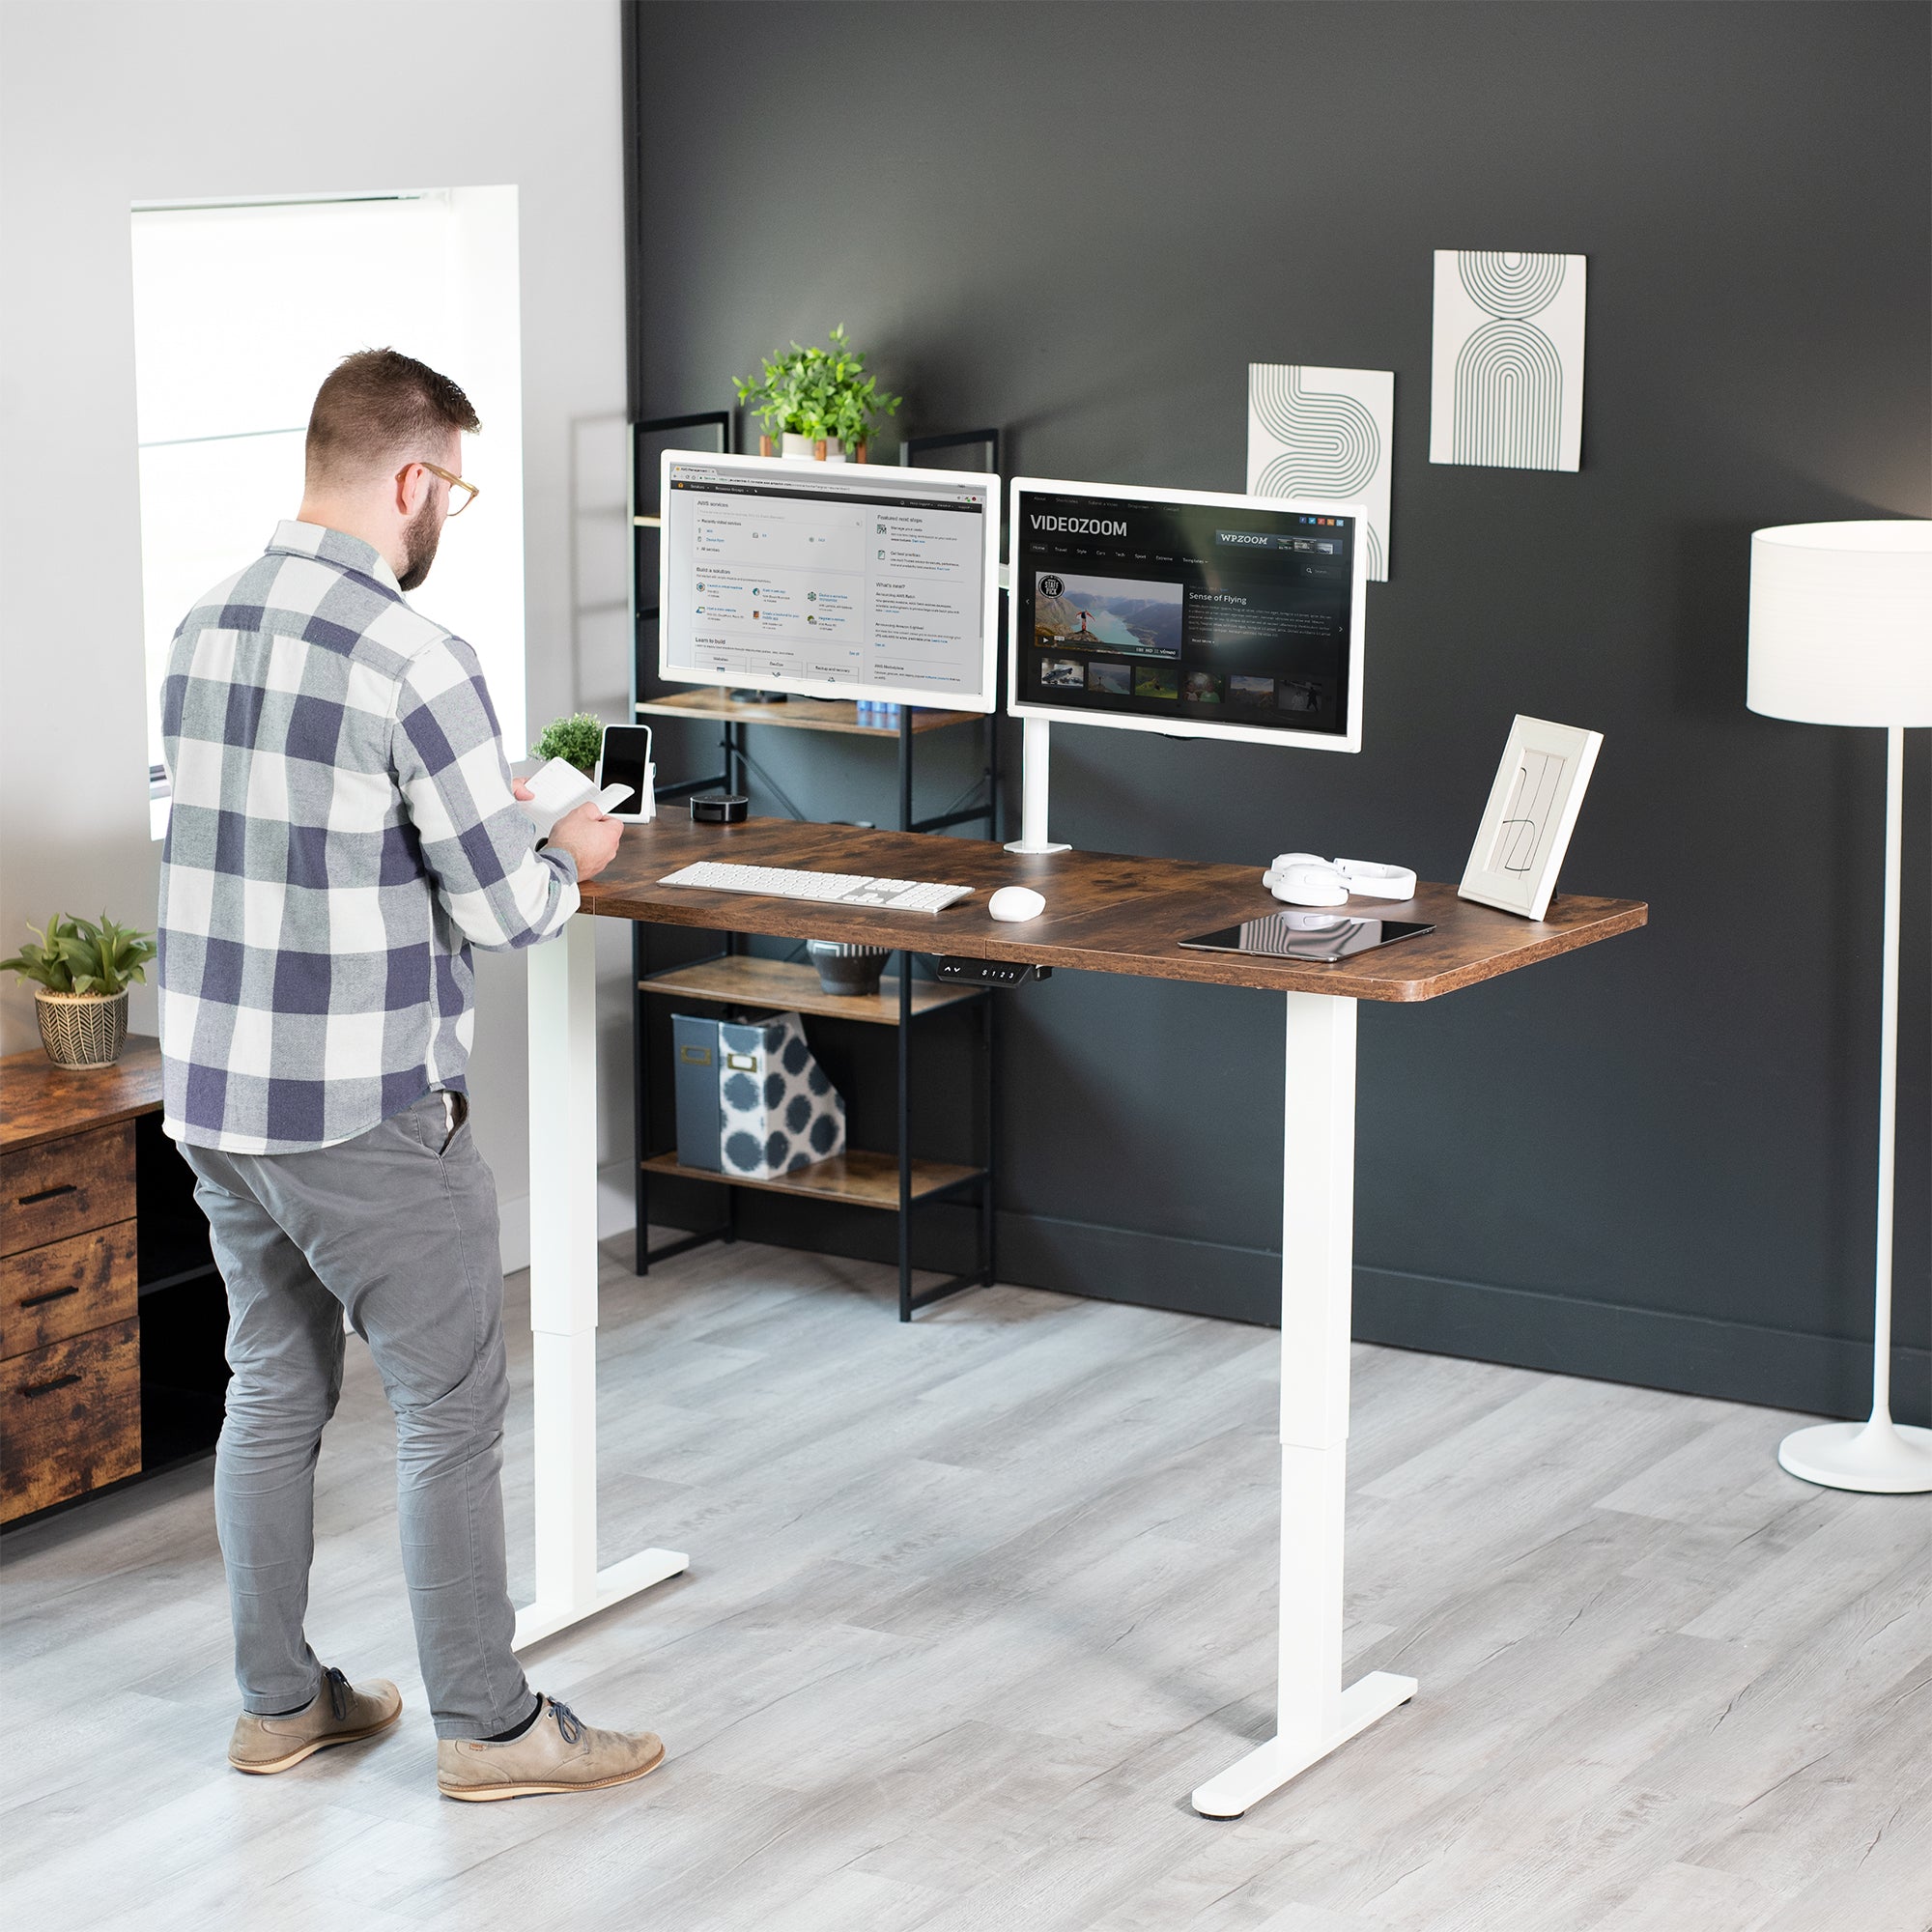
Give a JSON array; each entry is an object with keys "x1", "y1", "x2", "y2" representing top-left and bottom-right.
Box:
[{"x1": 658, "y1": 862, "x2": 974, "y2": 914}]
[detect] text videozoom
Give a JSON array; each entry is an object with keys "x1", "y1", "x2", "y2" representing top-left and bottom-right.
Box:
[
  {"x1": 667, "y1": 470, "x2": 989, "y2": 696},
  {"x1": 1020, "y1": 498, "x2": 1354, "y2": 733}
]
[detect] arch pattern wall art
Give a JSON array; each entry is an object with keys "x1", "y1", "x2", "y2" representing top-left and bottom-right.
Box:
[
  {"x1": 1246, "y1": 363, "x2": 1395, "y2": 580},
  {"x1": 1429, "y1": 250, "x2": 1586, "y2": 471}
]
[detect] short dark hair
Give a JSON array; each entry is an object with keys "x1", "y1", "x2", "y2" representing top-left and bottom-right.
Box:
[{"x1": 305, "y1": 348, "x2": 480, "y2": 486}]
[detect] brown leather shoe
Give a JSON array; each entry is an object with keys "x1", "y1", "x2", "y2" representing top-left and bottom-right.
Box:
[
  {"x1": 228, "y1": 1665, "x2": 403, "y2": 1774},
  {"x1": 436, "y1": 1695, "x2": 666, "y2": 1801}
]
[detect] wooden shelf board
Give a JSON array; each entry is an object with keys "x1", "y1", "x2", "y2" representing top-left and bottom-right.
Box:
[
  {"x1": 138, "y1": 1262, "x2": 222, "y2": 1299},
  {"x1": 640, "y1": 1148, "x2": 982, "y2": 1209},
  {"x1": 635, "y1": 688, "x2": 979, "y2": 738},
  {"x1": 639, "y1": 954, "x2": 980, "y2": 1024}
]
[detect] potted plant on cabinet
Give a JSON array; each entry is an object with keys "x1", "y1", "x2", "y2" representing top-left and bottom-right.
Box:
[
  {"x1": 735, "y1": 325, "x2": 901, "y2": 462},
  {"x1": 3, "y1": 912, "x2": 157, "y2": 1068}
]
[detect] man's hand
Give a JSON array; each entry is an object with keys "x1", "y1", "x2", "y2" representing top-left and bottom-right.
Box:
[{"x1": 546, "y1": 801, "x2": 623, "y2": 881}]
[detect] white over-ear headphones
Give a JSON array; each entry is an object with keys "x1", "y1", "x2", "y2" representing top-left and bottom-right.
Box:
[
  {"x1": 1264, "y1": 853, "x2": 1348, "y2": 906},
  {"x1": 1262, "y1": 853, "x2": 1418, "y2": 907}
]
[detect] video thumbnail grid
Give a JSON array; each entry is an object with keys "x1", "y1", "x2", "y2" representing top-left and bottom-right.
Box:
[{"x1": 1034, "y1": 656, "x2": 1334, "y2": 714}]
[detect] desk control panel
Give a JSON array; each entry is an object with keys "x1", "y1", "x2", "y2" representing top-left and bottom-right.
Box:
[{"x1": 931, "y1": 957, "x2": 1052, "y2": 987}]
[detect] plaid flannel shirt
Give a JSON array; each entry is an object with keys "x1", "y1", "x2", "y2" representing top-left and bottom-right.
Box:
[{"x1": 157, "y1": 520, "x2": 579, "y2": 1153}]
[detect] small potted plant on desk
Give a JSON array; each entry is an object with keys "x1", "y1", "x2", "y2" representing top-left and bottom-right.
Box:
[
  {"x1": 736, "y1": 325, "x2": 901, "y2": 462},
  {"x1": 531, "y1": 711, "x2": 605, "y2": 776},
  {"x1": 3, "y1": 912, "x2": 156, "y2": 1068}
]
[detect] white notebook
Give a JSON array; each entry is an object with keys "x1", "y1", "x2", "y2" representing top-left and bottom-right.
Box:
[{"x1": 517, "y1": 756, "x2": 633, "y2": 838}]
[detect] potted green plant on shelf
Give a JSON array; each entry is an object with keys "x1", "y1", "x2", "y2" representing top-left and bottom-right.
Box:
[
  {"x1": 3, "y1": 912, "x2": 157, "y2": 1068},
  {"x1": 531, "y1": 712, "x2": 605, "y2": 776},
  {"x1": 735, "y1": 325, "x2": 901, "y2": 463}
]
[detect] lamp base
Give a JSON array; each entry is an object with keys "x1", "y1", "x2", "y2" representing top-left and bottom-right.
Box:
[{"x1": 1777, "y1": 1419, "x2": 1932, "y2": 1494}]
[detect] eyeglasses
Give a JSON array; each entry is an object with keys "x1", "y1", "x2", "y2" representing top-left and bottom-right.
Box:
[{"x1": 417, "y1": 461, "x2": 479, "y2": 517}]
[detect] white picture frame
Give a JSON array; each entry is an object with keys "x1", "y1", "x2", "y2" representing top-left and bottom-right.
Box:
[{"x1": 1459, "y1": 715, "x2": 1603, "y2": 920}]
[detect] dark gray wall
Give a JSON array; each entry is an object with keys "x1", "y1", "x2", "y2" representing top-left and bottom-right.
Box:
[{"x1": 626, "y1": 1, "x2": 1931, "y2": 1422}]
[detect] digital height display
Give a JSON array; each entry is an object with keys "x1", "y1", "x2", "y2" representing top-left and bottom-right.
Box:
[{"x1": 1013, "y1": 490, "x2": 1357, "y2": 738}]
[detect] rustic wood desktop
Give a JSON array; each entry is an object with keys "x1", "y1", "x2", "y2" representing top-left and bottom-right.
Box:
[{"x1": 525, "y1": 813, "x2": 1647, "y2": 1818}]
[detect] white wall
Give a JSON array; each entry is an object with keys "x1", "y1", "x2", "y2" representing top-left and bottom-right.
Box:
[{"x1": 0, "y1": 0, "x2": 637, "y2": 1255}]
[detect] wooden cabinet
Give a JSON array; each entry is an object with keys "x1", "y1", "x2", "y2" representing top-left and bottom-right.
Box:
[
  {"x1": 0, "y1": 1041, "x2": 224, "y2": 1525},
  {"x1": 1, "y1": 1120, "x2": 143, "y2": 1518}
]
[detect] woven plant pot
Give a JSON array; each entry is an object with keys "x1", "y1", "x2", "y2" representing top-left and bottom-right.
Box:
[{"x1": 34, "y1": 988, "x2": 128, "y2": 1068}]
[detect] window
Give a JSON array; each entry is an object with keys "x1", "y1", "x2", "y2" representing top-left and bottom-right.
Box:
[{"x1": 131, "y1": 188, "x2": 526, "y2": 835}]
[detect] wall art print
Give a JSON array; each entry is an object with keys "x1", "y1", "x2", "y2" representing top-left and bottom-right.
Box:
[
  {"x1": 1429, "y1": 250, "x2": 1586, "y2": 472},
  {"x1": 1247, "y1": 363, "x2": 1395, "y2": 581}
]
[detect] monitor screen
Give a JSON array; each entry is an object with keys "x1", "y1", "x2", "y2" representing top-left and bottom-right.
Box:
[
  {"x1": 1008, "y1": 478, "x2": 1367, "y2": 752},
  {"x1": 659, "y1": 451, "x2": 999, "y2": 711}
]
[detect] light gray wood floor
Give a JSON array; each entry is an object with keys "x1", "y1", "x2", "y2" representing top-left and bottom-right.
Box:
[{"x1": 3, "y1": 1236, "x2": 1928, "y2": 1931}]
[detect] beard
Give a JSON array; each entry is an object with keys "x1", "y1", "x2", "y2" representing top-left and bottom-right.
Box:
[{"x1": 398, "y1": 494, "x2": 443, "y2": 591}]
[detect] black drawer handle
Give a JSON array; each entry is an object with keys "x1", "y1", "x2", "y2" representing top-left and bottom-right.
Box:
[
  {"x1": 17, "y1": 1183, "x2": 78, "y2": 1208},
  {"x1": 19, "y1": 1285, "x2": 81, "y2": 1310},
  {"x1": 20, "y1": 1372, "x2": 83, "y2": 1398}
]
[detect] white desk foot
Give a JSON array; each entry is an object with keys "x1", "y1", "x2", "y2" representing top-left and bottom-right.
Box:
[
  {"x1": 514, "y1": 1547, "x2": 691, "y2": 1650},
  {"x1": 1191, "y1": 1670, "x2": 1417, "y2": 1818}
]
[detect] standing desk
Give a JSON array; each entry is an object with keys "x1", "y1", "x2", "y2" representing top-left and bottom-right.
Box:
[{"x1": 521, "y1": 814, "x2": 1646, "y2": 1817}]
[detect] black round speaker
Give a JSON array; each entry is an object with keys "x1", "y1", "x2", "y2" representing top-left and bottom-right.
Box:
[{"x1": 690, "y1": 792, "x2": 750, "y2": 824}]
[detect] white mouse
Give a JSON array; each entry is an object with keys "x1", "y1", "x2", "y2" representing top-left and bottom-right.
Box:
[{"x1": 988, "y1": 886, "x2": 1046, "y2": 923}]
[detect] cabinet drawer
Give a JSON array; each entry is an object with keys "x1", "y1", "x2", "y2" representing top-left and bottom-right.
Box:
[
  {"x1": 0, "y1": 1319, "x2": 141, "y2": 1521},
  {"x1": 0, "y1": 1122, "x2": 136, "y2": 1257},
  {"x1": 0, "y1": 1221, "x2": 138, "y2": 1359}
]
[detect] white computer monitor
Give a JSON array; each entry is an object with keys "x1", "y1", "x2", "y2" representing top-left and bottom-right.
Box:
[
  {"x1": 1007, "y1": 476, "x2": 1369, "y2": 753},
  {"x1": 658, "y1": 449, "x2": 1001, "y2": 711}
]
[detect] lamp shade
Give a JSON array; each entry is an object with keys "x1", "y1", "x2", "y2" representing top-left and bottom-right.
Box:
[{"x1": 1747, "y1": 520, "x2": 1932, "y2": 726}]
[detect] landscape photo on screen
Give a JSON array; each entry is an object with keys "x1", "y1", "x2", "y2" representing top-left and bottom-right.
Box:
[
  {"x1": 1032, "y1": 572, "x2": 1183, "y2": 658},
  {"x1": 1016, "y1": 490, "x2": 1356, "y2": 734}
]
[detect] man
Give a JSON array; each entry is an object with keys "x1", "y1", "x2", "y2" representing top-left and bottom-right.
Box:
[{"x1": 158, "y1": 348, "x2": 663, "y2": 1801}]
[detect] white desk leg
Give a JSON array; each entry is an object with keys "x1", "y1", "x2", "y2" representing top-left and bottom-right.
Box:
[
  {"x1": 515, "y1": 915, "x2": 688, "y2": 1650},
  {"x1": 1191, "y1": 991, "x2": 1415, "y2": 1817}
]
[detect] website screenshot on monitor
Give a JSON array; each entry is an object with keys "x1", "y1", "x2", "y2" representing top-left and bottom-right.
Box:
[
  {"x1": 664, "y1": 462, "x2": 989, "y2": 699},
  {"x1": 1017, "y1": 493, "x2": 1355, "y2": 732}
]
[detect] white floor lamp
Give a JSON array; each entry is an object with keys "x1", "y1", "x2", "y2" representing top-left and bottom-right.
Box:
[{"x1": 1748, "y1": 520, "x2": 1932, "y2": 1493}]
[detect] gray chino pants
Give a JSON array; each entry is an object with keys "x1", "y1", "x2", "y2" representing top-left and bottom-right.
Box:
[{"x1": 182, "y1": 1092, "x2": 538, "y2": 1741}]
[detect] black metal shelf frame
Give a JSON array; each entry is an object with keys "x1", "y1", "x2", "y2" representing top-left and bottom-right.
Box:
[{"x1": 627, "y1": 413, "x2": 1006, "y2": 1319}]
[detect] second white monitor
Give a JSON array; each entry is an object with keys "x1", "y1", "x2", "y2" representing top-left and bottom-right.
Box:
[
  {"x1": 1007, "y1": 475, "x2": 1369, "y2": 753},
  {"x1": 659, "y1": 450, "x2": 1000, "y2": 711}
]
